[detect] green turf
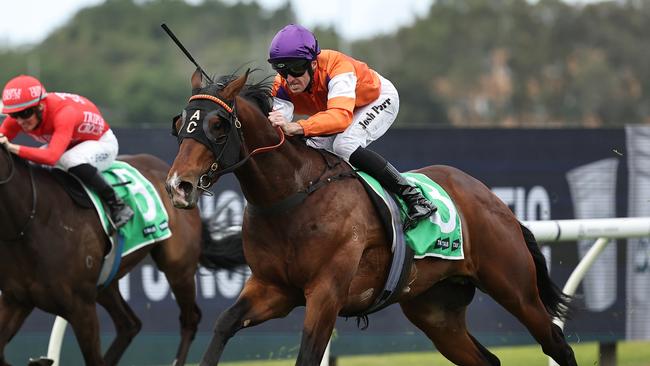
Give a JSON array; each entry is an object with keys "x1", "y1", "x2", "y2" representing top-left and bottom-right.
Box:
[{"x1": 216, "y1": 341, "x2": 650, "y2": 366}]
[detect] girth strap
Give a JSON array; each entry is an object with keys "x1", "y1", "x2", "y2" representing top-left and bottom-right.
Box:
[{"x1": 355, "y1": 191, "x2": 414, "y2": 317}]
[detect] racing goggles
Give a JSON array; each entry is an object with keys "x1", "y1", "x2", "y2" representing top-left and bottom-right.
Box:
[
  {"x1": 9, "y1": 107, "x2": 36, "y2": 120},
  {"x1": 271, "y1": 60, "x2": 311, "y2": 79}
]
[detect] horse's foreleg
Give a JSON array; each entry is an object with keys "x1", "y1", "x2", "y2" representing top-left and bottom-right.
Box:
[
  {"x1": 294, "y1": 238, "x2": 366, "y2": 366},
  {"x1": 0, "y1": 296, "x2": 33, "y2": 366},
  {"x1": 296, "y1": 263, "x2": 358, "y2": 366},
  {"x1": 295, "y1": 293, "x2": 339, "y2": 366},
  {"x1": 200, "y1": 276, "x2": 297, "y2": 366},
  {"x1": 96, "y1": 283, "x2": 142, "y2": 366}
]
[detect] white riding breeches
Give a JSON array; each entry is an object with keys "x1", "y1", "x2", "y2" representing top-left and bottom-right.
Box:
[
  {"x1": 306, "y1": 73, "x2": 399, "y2": 160},
  {"x1": 57, "y1": 129, "x2": 119, "y2": 171},
  {"x1": 273, "y1": 72, "x2": 400, "y2": 161}
]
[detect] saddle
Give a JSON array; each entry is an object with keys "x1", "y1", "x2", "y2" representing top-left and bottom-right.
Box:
[{"x1": 51, "y1": 161, "x2": 173, "y2": 288}]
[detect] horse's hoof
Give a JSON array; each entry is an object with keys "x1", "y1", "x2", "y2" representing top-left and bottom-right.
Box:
[{"x1": 27, "y1": 357, "x2": 54, "y2": 366}]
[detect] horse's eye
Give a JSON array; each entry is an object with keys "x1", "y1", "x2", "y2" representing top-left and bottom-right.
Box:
[
  {"x1": 204, "y1": 116, "x2": 227, "y2": 143},
  {"x1": 209, "y1": 117, "x2": 223, "y2": 131},
  {"x1": 213, "y1": 120, "x2": 229, "y2": 142}
]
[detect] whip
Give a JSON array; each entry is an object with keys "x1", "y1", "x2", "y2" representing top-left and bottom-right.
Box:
[{"x1": 161, "y1": 23, "x2": 213, "y2": 84}]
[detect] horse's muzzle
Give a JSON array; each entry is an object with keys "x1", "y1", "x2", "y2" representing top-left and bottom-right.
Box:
[{"x1": 165, "y1": 175, "x2": 197, "y2": 209}]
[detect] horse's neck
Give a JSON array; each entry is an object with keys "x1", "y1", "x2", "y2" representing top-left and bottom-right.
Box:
[
  {"x1": 235, "y1": 122, "x2": 330, "y2": 207},
  {"x1": 0, "y1": 157, "x2": 36, "y2": 238}
]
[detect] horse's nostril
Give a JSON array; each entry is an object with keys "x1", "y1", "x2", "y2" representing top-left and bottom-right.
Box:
[{"x1": 179, "y1": 181, "x2": 194, "y2": 196}]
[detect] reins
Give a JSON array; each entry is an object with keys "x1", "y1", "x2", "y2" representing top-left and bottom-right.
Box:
[
  {"x1": 0, "y1": 147, "x2": 37, "y2": 242},
  {"x1": 246, "y1": 149, "x2": 357, "y2": 215},
  {"x1": 207, "y1": 124, "x2": 286, "y2": 176},
  {"x1": 185, "y1": 90, "x2": 358, "y2": 215}
]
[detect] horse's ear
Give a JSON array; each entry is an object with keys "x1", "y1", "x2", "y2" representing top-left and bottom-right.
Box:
[
  {"x1": 191, "y1": 68, "x2": 202, "y2": 92},
  {"x1": 221, "y1": 69, "x2": 249, "y2": 100}
]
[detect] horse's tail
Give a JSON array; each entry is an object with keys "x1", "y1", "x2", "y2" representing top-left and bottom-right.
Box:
[
  {"x1": 519, "y1": 222, "x2": 572, "y2": 320},
  {"x1": 199, "y1": 221, "x2": 247, "y2": 270}
]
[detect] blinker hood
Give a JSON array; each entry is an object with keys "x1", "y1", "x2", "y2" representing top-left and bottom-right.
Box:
[{"x1": 176, "y1": 98, "x2": 242, "y2": 173}]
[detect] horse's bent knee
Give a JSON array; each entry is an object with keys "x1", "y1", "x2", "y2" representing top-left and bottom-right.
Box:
[
  {"x1": 180, "y1": 304, "x2": 202, "y2": 330},
  {"x1": 123, "y1": 317, "x2": 142, "y2": 339}
]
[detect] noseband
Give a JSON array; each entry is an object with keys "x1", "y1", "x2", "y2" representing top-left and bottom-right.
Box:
[{"x1": 0, "y1": 146, "x2": 37, "y2": 241}]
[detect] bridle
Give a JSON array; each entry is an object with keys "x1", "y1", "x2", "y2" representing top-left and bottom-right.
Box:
[
  {"x1": 0, "y1": 146, "x2": 37, "y2": 241},
  {"x1": 176, "y1": 92, "x2": 285, "y2": 193},
  {"x1": 176, "y1": 86, "x2": 359, "y2": 216}
]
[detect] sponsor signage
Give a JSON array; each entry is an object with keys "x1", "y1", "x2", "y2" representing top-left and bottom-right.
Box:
[{"x1": 8, "y1": 126, "x2": 649, "y2": 363}]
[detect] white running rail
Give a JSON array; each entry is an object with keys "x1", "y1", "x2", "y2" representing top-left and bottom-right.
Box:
[
  {"x1": 46, "y1": 316, "x2": 67, "y2": 365},
  {"x1": 521, "y1": 217, "x2": 650, "y2": 366}
]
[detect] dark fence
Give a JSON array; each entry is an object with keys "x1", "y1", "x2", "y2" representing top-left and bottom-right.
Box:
[{"x1": 5, "y1": 126, "x2": 650, "y2": 364}]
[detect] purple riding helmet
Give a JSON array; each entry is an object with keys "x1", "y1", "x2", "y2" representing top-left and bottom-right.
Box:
[{"x1": 268, "y1": 24, "x2": 321, "y2": 62}]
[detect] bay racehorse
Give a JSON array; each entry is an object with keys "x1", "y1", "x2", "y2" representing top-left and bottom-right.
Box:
[
  {"x1": 165, "y1": 69, "x2": 577, "y2": 366},
  {"x1": 0, "y1": 149, "x2": 244, "y2": 366}
]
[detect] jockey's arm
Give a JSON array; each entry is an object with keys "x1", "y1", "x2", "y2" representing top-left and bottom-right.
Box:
[
  {"x1": 0, "y1": 119, "x2": 24, "y2": 153},
  {"x1": 272, "y1": 97, "x2": 294, "y2": 122},
  {"x1": 17, "y1": 117, "x2": 75, "y2": 166},
  {"x1": 297, "y1": 72, "x2": 356, "y2": 136},
  {"x1": 269, "y1": 97, "x2": 305, "y2": 136}
]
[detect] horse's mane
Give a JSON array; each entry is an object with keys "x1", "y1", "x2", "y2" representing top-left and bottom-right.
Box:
[
  {"x1": 204, "y1": 70, "x2": 273, "y2": 116},
  {"x1": 206, "y1": 71, "x2": 315, "y2": 151}
]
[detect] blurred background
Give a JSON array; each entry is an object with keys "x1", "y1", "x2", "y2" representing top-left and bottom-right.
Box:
[
  {"x1": 1, "y1": 0, "x2": 650, "y2": 365},
  {"x1": 2, "y1": 0, "x2": 648, "y2": 128}
]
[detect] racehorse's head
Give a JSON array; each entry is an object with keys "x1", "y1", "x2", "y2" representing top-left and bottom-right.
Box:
[{"x1": 166, "y1": 68, "x2": 249, "y2": 208}]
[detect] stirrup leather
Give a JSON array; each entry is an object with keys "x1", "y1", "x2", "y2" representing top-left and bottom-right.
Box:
[{"x1": 108, "y1": 201, "x2": 134, "y2": 229}]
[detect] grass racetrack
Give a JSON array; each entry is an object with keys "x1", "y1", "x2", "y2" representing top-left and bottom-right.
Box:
[{"x1": 217, "y1": 341, "x2": 650, "y2": 366}]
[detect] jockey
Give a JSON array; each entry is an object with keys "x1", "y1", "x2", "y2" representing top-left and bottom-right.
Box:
[
  {"x1": 0, "y1": 75, "x2": 134, "y2": 229},
  {"x1": 267, "y1": 24, "x2": 436, "y2": 230}
]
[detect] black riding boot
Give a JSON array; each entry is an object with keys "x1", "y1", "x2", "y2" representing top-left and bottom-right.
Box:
[
  {"x1": 349, "y1": 147, "x2": 437, "y2": 231},
  {"x1": 69, "y1": 164, "x2": 134, "y2": 229}
]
